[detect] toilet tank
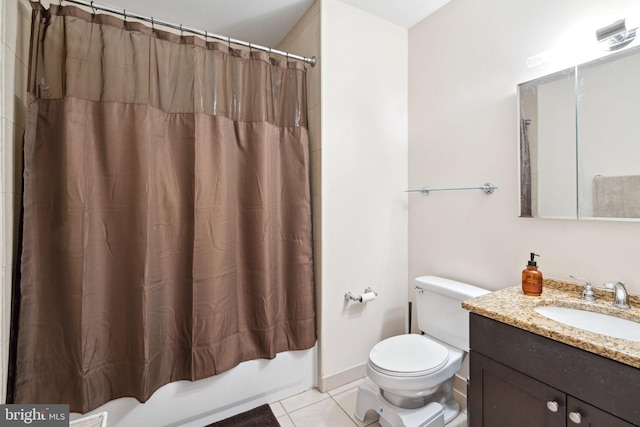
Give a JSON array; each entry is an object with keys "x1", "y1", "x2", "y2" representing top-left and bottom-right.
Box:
[{"x1": 414, "y1": 276, "x2": 489, "y2": 351}]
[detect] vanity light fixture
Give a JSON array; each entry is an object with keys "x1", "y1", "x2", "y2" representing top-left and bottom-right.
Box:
[{"x1": 596, "y1": 18, "x2": 638, "y2": 50}]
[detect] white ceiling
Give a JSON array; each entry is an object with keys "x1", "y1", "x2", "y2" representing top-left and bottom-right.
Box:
[
  {"x1": 340, "y1": 0, "x2": 450, "y2": 28},
  {"x1": 90, "y1": 0, "x2": 449, "y2": 48},
  {"x1": 100, "y1": 0, "x2": 315, "y2": 47}
]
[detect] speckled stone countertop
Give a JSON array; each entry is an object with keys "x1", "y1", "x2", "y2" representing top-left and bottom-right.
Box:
[{"x1": 462, "y1": 278, "x2": 640, "y2": 369}]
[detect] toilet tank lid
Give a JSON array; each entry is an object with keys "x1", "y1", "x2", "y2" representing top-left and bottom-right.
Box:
[{"x1": 414, "y1": 276, "x2": 490, "y2": 300}]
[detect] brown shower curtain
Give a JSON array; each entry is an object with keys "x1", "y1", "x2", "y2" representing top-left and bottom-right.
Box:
[{"x1": 12, "y1": 3, "x2": 315, "y2": 413}]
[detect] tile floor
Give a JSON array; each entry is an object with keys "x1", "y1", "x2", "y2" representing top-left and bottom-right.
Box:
[{"x1": 269, "y1": 378, "x2": 468, "y2": 427}]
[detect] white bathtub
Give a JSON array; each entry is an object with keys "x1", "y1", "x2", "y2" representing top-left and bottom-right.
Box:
[{"x1": 70, "y1": 346, "x2": 317, "y2": 427}]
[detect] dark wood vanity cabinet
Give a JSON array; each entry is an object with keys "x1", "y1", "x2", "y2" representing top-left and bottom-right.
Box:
[
  {"x1": 468, "y1": 313, "x2": 640, "y2": 427},
  {"x1": 471, "y1": 351, "x2": 564, "y2": 426}
]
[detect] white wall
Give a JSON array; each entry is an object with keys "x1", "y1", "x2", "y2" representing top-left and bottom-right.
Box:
[
  {"x1": 319, "y1": 0, "x2": 408, "y2": 390},
  {"x1": 408, "y1": 0, "x2": 640, "y2": 295}
]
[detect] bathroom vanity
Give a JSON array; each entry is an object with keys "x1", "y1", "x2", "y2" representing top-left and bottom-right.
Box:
[{"x1": 463, "y1": 280, "x2": 640, "y2": 427}]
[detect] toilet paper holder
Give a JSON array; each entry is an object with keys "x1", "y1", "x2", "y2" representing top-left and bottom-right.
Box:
[{"x1": 345, "y1": 287, "x2": 378, "y2": 303}]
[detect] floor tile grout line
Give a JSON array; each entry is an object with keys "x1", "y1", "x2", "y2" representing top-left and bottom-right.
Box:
[
  {"x1": 330, "y1": 394, "x2": 359, "y2": 427},
  {"x1": 333, "y1": 399, "x2": 358, "y2": 427},
  {"x1": 279, "y1": 384, "x2": 361, "y2": 416},
  {"x1": 279, "y1": 389, "x2": 362, "y2": 427},
  {"x1": 280, "y1": 393, "x2": 332, "y2": 415},
  {"x1": 336, "y1": 392, "x2": 376, "y2": 426}
]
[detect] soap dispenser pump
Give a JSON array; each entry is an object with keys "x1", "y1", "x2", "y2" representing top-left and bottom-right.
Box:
[{"x1": 522, "y1": 252, "x2": 543, "y2": 296}]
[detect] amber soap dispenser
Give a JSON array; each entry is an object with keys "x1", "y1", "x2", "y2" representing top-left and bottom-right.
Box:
[{"x1": 522, "y1": 252, "x2": 543, "y2": 296}]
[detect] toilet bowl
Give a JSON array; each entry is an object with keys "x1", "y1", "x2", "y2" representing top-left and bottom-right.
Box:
[
  {"x1": 355, "y1": 276, "x2": 489, "y2": 427},
  {"x1": 368, "y1": 334, "x2": 463, "y2": 415}
]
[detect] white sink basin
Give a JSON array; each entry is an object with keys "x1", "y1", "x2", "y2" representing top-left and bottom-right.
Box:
[{"x1": 534, "y1": 306, "x2": 640, "y2": 342}]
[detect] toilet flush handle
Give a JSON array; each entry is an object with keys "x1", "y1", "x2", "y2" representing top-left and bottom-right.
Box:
[{"x1": 413, "y1": 284, "x2": 424, "y2": 294}]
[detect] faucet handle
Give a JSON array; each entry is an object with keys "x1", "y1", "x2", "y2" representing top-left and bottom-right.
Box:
[{"x1": 570, "y1": 275, "x2": 596, "y2": 302}]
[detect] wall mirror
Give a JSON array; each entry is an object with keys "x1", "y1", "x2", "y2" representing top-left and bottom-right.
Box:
[{"x1": 518, "y1": 44, "x2": 640, "y2": 221}]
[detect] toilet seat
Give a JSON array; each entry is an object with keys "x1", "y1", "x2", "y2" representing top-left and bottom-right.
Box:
[{"x1": 369, "y1": 334, "x2": 449, "y2": 377}]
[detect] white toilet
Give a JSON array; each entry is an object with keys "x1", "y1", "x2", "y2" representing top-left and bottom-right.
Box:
[{"x1": 355, "y1": 276, "x2": 489, "y2": 427}]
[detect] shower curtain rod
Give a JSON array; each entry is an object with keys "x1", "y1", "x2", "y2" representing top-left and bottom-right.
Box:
[{"x1": 54, "y1": 0, "x2": 317, "y2": 67}]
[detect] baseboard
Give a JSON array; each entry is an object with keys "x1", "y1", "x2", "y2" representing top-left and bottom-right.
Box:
[
  {"x1": 453, "y1": 373, "x2": 467, "y2": 397},
  {"x1": 318, "y1": 363, "x2": 367, "y2": 393},
  {"x1": 453, "y1": 373, "x2": 468, "y2": 413}
]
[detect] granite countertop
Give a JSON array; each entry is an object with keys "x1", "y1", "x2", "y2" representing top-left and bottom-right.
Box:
[{"x1": 462, "y1": 278, "x2": 640, "y2": 369}]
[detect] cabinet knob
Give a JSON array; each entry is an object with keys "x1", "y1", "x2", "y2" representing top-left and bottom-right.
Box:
[
  {"x1": 569, "y1": 411, "x2": 582, "y2": 424},
  {"x1": 546, "y1": 401, "x2": 559, "y2": 412}
]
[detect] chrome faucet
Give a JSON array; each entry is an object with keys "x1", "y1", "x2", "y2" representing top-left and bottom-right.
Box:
[{"x1": 603, "y1": 281, "x2": 631, "y2": 309}]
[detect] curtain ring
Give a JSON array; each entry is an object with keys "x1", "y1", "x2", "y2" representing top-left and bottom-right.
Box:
[
  {"x1": 90, "y1": 1, "x2": 96, "y2": 16},
  {"x1": 227, "y1": 37, "x2": 232, "y2": 50},
  {"x1": 123, "y1": 9, "x2": 127, "y2": 24},
  {"x1": 151, "y1": 16, "x2": 155, "y2": 32}
]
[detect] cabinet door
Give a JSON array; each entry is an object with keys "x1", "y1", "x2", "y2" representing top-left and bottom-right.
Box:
[
  {"x1": 567, "y1": 396, "x2": 636, "y2": 427},
  {"x1": 469, "y1": 351, "x2": 565, "y2": 427}
]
